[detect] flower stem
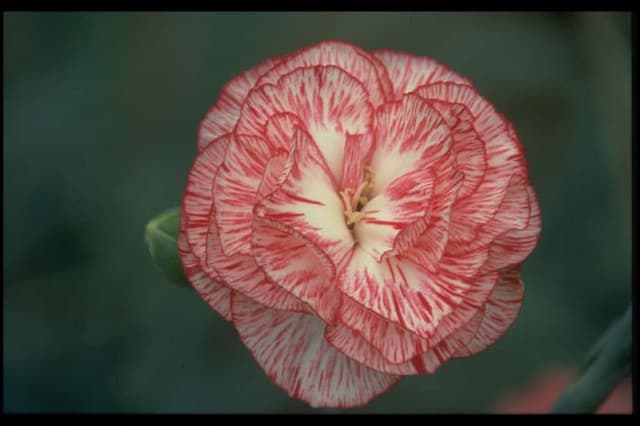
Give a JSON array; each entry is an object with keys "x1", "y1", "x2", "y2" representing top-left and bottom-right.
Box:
[{"x1": 549, "y1": 305, "x2": 631, "y2": 413}]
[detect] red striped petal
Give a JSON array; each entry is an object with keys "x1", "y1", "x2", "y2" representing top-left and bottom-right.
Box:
[
  {"x1": 324, "y1": 322, "x2": 418, "y2": 375},
  {"x1": 264, "y1": 112, "x2": 304, "y2": 150},
  {"x1": 478, "y1": 183, "x2": 542, "y2": 273},
  {"x1": 447, "y1": 175, "x2": 533, "y2": 257},
  {"x1": 236, "y1": 66, "x2": 374, "y2": 182},
  {"x1": 454, "y1": 267, "x2": 524, "y2": 357},
  {"x1": 355, "y1": 167, "x2": 435, "y2": 261},
  {"x1": 182, "y1": 134, "x2": 231, "y2": 276},
  {"x1": 423, "y1": 269, "x2": 499, "y2": 349},
  {"x1": 338, "y1": 248, "x2": 498, "y2": 343},
  {"x1": 385, "y1": 138, "x2": 462, "y2": 267},
  {"x1": 337, "y1": 297, "x2": 431, "y2": 364},
  {"x1": 213, "y1": 134, "x2": 284, "y2": 257},
  {"x1": 252, "y1": 217, "x2": 342, "y2": 324},
  {"x1": 256, "y1": 129, "x2": 354, "y2": 268},
  {"x1": 198, "y1": 56, "x2": 282, "y2": 151},
  {"x1": 340, "y1": 133, "x2": 374, "y2": 191},
  {"x1": 337, "y1": 264, "x2": 498, "y2": 364},
  {"x1": 177, "y1": 216, "x2": 231, "y2": 321},
  {"x1": 426, "y1": 99, "x2": 487, "y2": 200},
  {"x1": 373, "y1": 50, "x2": 470, "y2": 100},
  {"x1": 231, "y1": 293, "x2": 400, "y2": 408},
  {"x1": 255, "y1": 41, "x2": 393, "y2": 107},
  {"x1": 413, "y1": 83, "x2": 527, "y2": 237},
  {"x1": 256, "y1": 150, "x2": 289, "y2": 200},
  {"x1": 327, "y1": 301, "x2": 484, "y2": 375},
  {"x1": 369, "y1": 94, "x2": 451, "y2": 198},
  {"x1": 206, "y1": 203, "x2": 307, "y2": 313}
]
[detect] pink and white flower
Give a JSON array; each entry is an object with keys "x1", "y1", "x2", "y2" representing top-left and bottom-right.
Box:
[{"x1": 178, "y1": 41, "x2": 541, "y2": 408}]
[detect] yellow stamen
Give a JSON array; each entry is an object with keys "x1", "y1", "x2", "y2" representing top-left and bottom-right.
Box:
[
  {"x1": 340, "y1": 164, "x2": 375, "y2": 228},
  {"x1": 345, "y1": 211, "x2": 364, "y2": 226}
]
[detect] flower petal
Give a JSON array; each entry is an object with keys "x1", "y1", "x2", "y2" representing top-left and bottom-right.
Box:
[
  {"x1": 252, "y1": 217, "x2": 342, "y2": 324},
  {"x1": 324, "y1": 322, "x2": 418, "y2": 375},
  {"x1": 337, "y1": 248, "x2": 497, "y2": 343},
  {"x1": 182, "y1": 134, "x2": 231, "y2": 275},
  {"x1": 256, "y1": 149, "x2": 289, "y2": 199},
  {"x1": 431, "y1": 245, "x2": 491, "y2": 280},
  {"x1": 177, "y1": 216, "x2": 231, "y2": 321},
  {"x1": 373, "y1": 50, "x2": 470, "y2": 99},
  {"x1": 255, "y1": 41, "x2": 393, "y2": 107},
  {"x1": 264, "y1": 112, "x2": 304, "y2": 150},
  {"x1": 478, "y1": 183, "x2": 542, "y2": 273},
  {"x1": 355, "y1": 167, "x2": 435, "y2": 261},
  {"x1": 426, "y1": 99, "x2": 487, "y2": 200},
  {"x1": 362, "y1": 131, "x2": 461, "y2": 263},
  {"x1": 369, "y1": 94, "x2": 451, "y2": 197},
  {"x1": 206, "y1": 203, "x2": 307, "y2": 312},
  {"x1": 400, "y1": 156, "x2": 464, "y2": 272},
  {"x1": 340, "y1": 133, "x2": 374, "y2": 191},
  {"x1": 236, "y1": 66, "x2": 374, "y2": 182},
  {"x1": 454, "y1": 267, "x2": 524, "y2": 357},
  {"x1": 213, "y1": 134, "x2": 283, "y2": 256},
  {"x1": 423, "y1": 268, "x2": 498, "y2": 349},
  {"x1": 256, "y1": 129, "x2": 354, "y2": 268},
  {"x1": 232, "y1": 293, "x2": 400, "y2": 408},
  {"x1": 336, "y1": 297, "x2": 431, "y2": 364},
  {"x1": 328, "y1": 297, "x2": 484, "y2": 374},
  {"x1": 446, "y1": 175, "x2": 533, "y2": 257},
  {"x1": 198, "y1": 56, "x2": 281, "y2": 150},
  {"x1": 413, "y1": 82, "x2": 527, "y2": 234}
]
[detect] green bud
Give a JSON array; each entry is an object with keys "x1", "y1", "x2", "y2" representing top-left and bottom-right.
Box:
[{"x1": 144, "y1": 207, "x2": 190, "y2": 287}]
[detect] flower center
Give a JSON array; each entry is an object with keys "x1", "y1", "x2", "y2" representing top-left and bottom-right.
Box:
[{"x1": 339, "y1": 166, "x2": 375, "y2": 228}]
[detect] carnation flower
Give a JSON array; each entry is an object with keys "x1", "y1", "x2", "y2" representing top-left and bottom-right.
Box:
[{"x1": 178, "y1": 41, "x2": 541, "y2": 408}]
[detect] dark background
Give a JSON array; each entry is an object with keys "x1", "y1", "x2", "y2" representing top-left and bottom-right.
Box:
[{"x1": 3, "y1": 12, "x2": 632, "y2": 413}]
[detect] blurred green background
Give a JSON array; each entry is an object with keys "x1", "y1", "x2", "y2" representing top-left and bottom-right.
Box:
[{"x1": 3, "y1": 12, "x2": 632, "y2": 413}]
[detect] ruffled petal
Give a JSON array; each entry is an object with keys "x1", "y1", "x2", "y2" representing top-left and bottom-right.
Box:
[
  {"x1": 327, "y1": 301, "x2": 484, "y2": 375},
  {"x1": 198, "y1": 56, "x2": 281, "y2": 150},
  {"x1": 336, "y1": 297, "x2": 431, "y2": 364},
  {"x1": 426, "y1": 99, "x2": 487, "y2": 200},
  {"x1": 206, "y1": 203, "x2": 307, "y2": 312},
  {"x1": 413, "y1": 82, "x2": 527, "y2": 237},
  {"x1": 255, "y1": 41, "x2": 393, "y2": 106},
  {"x1": 422, "y1": 268, "x2": 499, "y2": 349},
  {"x1": 478, "y1": 183, "x2": 542, "y2": 273},
  {"x1": 256, "y1": 149, "x2": 289, "y2": 199},
  {"x1": 237, "y1": 66, "x2": 374, "y2": 182},
  {"x1": 256, "y1": 129, "x2": 354, "y2": 268},
  {"x1": 355, "y1": 167, "x2": 434, "y2": 261},
  {"x1": 182, "y1": 134, "x2": 231, "y2": 274},
  {"x1": 264, "y1": 112, "x2": 304, "y2": 151},
  {"x1": 177, "y1": 216, "x2": 231, "y2": 321},
  {"x1": 373, "y1": 50, "x2": 470, "y2": 100},
  {"x1": 446, "y1": 175, "x2": 532, "y2": 257},
  {"x1": 373, "y1": 134, "x2": 461, "y2": 267},
  {"x1": 252, "y1": 217, "x2": 342, "y2": 324},
  {"x1": 369, "y1": 94, "x2": 451, "y2": 197},
  {"x1": 213, "y1": 134, "x2": 284, "y2": 257},
  {"x1": 232, "y1": 293, "x2": 400, "y2": 408},
  {"x1": 455, "y1": 267, "x2": 524, "y2": 357},
  {"x1": 340, "y1": 133, "x2": 374, "y2": 191},
  {"x1": 337, "y1": 247, "x2": 498, "y2": 342},
  {"x1": 324, "y1": 322, "x2": 418, "y2": 375}
]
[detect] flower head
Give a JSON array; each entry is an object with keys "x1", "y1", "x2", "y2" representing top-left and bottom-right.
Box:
[{"x1": 178, "y1": 41, "x2": 541, "y2": 408}]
